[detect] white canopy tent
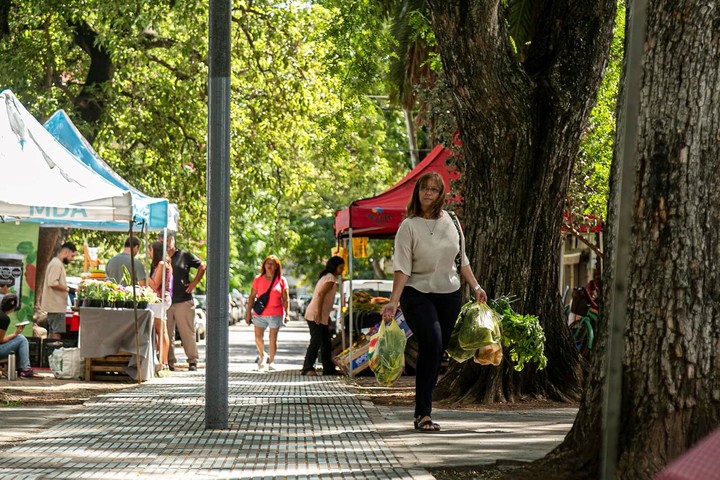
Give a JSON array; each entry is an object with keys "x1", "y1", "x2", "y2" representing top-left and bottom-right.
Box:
[
  {"x1": 0, "y1": 90, "x2": 134, "y2": 225},
  {"x1": 0, "y1": 89, "x2": 174, "y2": 383},
  {"x1": 44, "y1": 109, "x2": 179, "y2": 232}
]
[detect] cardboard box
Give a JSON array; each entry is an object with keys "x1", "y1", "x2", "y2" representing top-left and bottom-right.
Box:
[
  {"x1": 334, "y1": 311, "x2": 414, "y2": 376},
  {"x1": 333, "y1": 339, "x2": 370, "y2": 376},
  {"x1": 367, "y1": 310, "x2": 413, "y2": 339}
]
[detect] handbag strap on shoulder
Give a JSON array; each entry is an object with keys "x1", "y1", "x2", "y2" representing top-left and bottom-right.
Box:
[
  {"x1": 448, "y1": 211, "x2": 463, "y2": 270},
  {"x1": 259, "y1": 275, "x2": 278, "y2": 298}
]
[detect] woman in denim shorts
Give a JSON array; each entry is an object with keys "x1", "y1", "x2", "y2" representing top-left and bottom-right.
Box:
[{"x1": 245, "y1": 255, "x2": 290, "y2": 370}]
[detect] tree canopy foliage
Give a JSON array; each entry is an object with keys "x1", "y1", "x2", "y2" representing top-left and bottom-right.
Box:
[{"x1": 0, "y1": 0, "x2": 410, "y2": 289}]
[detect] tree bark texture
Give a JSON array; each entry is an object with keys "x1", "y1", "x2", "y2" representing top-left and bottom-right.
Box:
[
  {"x1": 425, "y1": 1, "x2": 616, "y2": 402},
  {"x1": 34, "y1": 228, "x2": 66, "y2": 309},
  {"x1": 534, "y1": 2, "x2": 720, "y2": 478},
  {"x1": 71, "y1": 20, "x2": 114, "y2": 141}
]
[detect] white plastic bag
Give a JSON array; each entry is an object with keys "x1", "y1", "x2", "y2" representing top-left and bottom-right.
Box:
[{"x1": 48, "y1": 347, "x2": 83, "y2": 379}]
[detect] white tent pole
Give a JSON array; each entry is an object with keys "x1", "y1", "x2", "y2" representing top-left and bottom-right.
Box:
[
  {"x1": 129, "y1": 221, "x2": 142, "y2": 383},
  {"x1": 158, "y1": 227, "x2": 168, "y2": 372},
  {"x1": 160, "y1": 228, "x2": 167, "y2": 323},
  {"x1": 348, "y1": 228, "x2": 354, "y2": 378}
]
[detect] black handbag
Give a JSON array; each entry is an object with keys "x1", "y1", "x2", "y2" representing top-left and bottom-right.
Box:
[{"x1": 252, "y1": 276, "x2": 277, "y2": 315}]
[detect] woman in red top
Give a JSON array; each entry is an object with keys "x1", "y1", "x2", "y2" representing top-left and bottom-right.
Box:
[{"x1": 246, "y1": 255, "x2": 290, "y2": 370}]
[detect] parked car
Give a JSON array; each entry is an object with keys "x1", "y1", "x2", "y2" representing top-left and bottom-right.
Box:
[
  {"x1": 192, "y1": 295, "x2": 207, "y2": 341},
  {"x1": 297, "y1": 294, "x2": 312, "y2": 316},
  {"x1": 193, "y1": 293, "x2": 241, "y2": 326},
  {"x1": 194, "y1": 303, "x2": 206, "y2": 342},
  {"x1": 333, "y1": 279, "x2": 393, "y2": 334},
  {"x1": 194, "y1": 294, "x2": 207, "y2": 310},
  {"x1": 228, "y1": 294, "x2": 242, "y2": 325}
]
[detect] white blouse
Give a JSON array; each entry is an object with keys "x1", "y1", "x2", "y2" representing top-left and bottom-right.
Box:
[{"x1": 392, "y1": 210, "x2": 470, "y2": 294}]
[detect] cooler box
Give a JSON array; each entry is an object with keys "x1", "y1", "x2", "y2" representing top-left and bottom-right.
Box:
[{"x1": 65, "y1": 310, "x2": 80, "y2": 332}]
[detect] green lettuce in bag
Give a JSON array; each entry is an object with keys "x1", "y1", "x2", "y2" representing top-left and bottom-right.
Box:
[
  {"x1": 447, "y1": 325, "x2": 476, "y2": 363},
  {"x1": 457, "y1": 302, "x2": 502, "y2": 351},
  {"x1": 368, "y1": 318, "x2": 407, "y2": 386}
]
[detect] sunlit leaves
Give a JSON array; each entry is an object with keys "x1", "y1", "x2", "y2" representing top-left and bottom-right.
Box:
[
  {"x1": 0, "y1": 0, "x2": 411, "y2": 290},
  {"x1": 572, "y1": 1, "x2": 625, "y2": 222}
]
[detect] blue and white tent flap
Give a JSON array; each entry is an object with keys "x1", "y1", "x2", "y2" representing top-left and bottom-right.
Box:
[{"x1": 44, "y1": 109, "x2": 179, "y2": 232}]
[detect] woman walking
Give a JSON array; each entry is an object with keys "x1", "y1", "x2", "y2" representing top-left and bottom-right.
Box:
[
  {"x1": 380, "y1": 172, "x2": 486, "y2": 432},
  {"x1": 246, "y1": 255, "x2": 290, "y2": 370},
  {"x1": 301, "y1": 256, "x2": 345, "y2": 376}
]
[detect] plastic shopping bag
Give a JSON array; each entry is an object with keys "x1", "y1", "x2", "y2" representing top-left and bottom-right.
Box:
[
  {"x1": 368, "y1": 318, "x2": 407, "y2": 386},
  {"x1": 448, "y1": 301, "x2": 503, "y2": 364},
  {"x1": 447, "y1": 325, "x2": 476, "y2": 363},
  {"x1": 48, "y1": 347, "x2": 83, "y2": 379},
  {"x1": 457, "y1": 302, "x2": 502, "y2": 351},
  {"x1": 447, "y1": 305, "x2": 475, "y2": 363},
  {"x1": 474, "y1": 342, "x2": 503, "y2": 366}
]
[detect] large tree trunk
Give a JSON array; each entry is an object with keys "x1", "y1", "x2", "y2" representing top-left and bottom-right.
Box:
[
  {"x1": 426, "y1": 1, "x2": 616, "y2": 402},
  {"x1": 71, "y1": 20, "x2": 114, "y2": 142},
  {"x1": 523, "y1": 2, "x2": 720, "y2": 478},
  {"x1": 34, "y1": 228, "x2": 66, "y2": 309}
]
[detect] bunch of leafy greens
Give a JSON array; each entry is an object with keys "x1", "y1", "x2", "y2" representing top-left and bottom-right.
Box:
[{"x1": 489, "y1": 296, "x2": 547, "y2": 372}]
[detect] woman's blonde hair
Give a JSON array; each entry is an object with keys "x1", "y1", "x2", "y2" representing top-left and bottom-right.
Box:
[
  {"x1": 259, "y1": 254, "x2": 283, "y2": 278},
  {"x1": 406, "y1": 172, "x2": 446, "y2": 218}
]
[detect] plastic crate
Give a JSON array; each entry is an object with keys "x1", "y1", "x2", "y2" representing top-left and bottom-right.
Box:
[{"x1": 27, "y1": 336, "x2": 42, "y2": 368}]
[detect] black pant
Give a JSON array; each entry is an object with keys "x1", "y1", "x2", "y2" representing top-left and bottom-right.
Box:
[
  {"x1": 400, "y1": 287, "x2": 461, "y2": 419},
  {"x1": 302, "y1": 320, "x2": 335, "y2": 373}
]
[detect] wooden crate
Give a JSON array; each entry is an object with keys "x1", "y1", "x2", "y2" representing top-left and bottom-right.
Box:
[
  {"x1": 84, "y1": 352, "x2": 133, "y2": 382},
  {"x1": 333, "y1": 340, "x2": 371, "y2": 376},
  {"x1": 331, "y1": 334, "x2": 344, "y2": 357}
]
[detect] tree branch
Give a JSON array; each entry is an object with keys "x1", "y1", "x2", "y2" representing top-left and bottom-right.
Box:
[{"x1": 563, "y1": 222, "x2": 603, "y2": 258}]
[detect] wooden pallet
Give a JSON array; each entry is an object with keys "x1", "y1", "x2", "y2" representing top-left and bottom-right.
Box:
[{"x1": 84, "y1": 353, "x2": 133, "y2": 382}]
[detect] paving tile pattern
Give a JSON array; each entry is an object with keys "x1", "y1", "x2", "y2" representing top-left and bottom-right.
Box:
[{"x1": 0, "y1": 370, "x2": 415, "y2": 479}]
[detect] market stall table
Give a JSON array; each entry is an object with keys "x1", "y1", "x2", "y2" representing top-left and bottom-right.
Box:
[{"x1": 79, "y1": 307, "x2": 154, "y2": 382}]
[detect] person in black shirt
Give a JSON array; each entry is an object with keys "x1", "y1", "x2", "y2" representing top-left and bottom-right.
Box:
[
  {"x1": 0, "y1": 294, "x2": 35, "y2": 378},
  {"x1": 164, "y1": 233, "x2": 206, "y2": 372}
]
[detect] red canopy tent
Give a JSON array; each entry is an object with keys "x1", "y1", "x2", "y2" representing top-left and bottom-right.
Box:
[{"x1": 334, "y1": 145, "x2": 461, "y2": 239}]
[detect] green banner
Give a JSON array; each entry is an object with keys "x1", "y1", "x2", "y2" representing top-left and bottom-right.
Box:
[{"x1": 0, "y1": 222, "x2": 40, "y2": 333}]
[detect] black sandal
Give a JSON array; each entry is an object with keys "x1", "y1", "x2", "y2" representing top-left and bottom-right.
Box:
[{"x1": 414, "y1": 416, "x2": 440, "y2": 432}]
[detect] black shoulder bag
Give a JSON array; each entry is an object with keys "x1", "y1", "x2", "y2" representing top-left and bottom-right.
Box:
[
  {"x1": 448, "y1": 211, "x2": 463, "y2": 271},
  {"x1": 252, "y1": 276, "x2": 277, "y2": 315}
]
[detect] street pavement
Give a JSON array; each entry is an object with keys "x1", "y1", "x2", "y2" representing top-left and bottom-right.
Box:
[{"x1": 0, "y1": 316, "x2": 576, "y2": 479}]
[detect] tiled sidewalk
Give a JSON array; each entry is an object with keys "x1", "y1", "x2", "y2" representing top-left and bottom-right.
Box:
[{"x1": 0, "y1": 370, "x2": 419, "y2": 480}]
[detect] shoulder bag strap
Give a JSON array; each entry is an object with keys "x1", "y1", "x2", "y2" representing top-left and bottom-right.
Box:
[
  {"x1": 259, "y1": 275, "x2": 277, "y2": 298},
  {"x1": 448, "y1": 211, "x2": 463, "y2": 270}
]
